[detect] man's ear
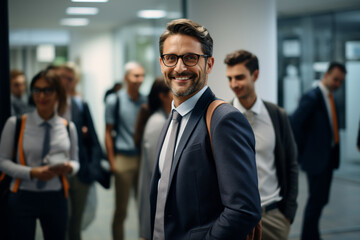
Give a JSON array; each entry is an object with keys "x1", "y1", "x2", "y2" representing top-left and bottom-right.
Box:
[
  {"x1": 159, "y1": 56, "x2": 165, "y2": 73},
  {"x1": 206, "y1": 57, "x2": 215, "y2": 74},
  {"x1": 252, "y1": 69, "x2": 259, "y2": 82}
]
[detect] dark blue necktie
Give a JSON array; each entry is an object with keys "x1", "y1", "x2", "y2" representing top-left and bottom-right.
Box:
[{"x1": 36, "y1": 122, "x2": 51, "y2": 189}]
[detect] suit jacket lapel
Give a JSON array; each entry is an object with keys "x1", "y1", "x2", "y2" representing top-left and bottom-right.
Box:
[{"x1": 168, "y1": 88, "x2": 215, "y2": 185}]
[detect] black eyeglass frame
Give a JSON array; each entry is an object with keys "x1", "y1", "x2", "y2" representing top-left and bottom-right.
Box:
[
  {"x1": 161, "y1": 53, "x2": 209, "y2": 67},
  {"x1": 32, "y1": 87, "x2": 55, "y2": 96}
]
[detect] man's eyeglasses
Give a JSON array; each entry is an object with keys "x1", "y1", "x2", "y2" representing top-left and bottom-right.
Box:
[
  {"x1": 161, "y1": 53, "x2": 208, "y2": 67},
  {"x1": 32, "y1": 87, "x2": 55, "y2": 96}
]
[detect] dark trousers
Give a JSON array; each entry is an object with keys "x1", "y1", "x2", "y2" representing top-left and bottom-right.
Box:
[
  {"x1": 7, "y1": 190, "x2": 68, "y2": 240},
  {"x1": 301, "y1": 166, "x2": 333, "y2": 240}
]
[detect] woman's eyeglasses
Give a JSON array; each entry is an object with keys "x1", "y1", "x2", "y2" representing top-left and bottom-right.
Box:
[{"x1": 32, "y1": 87, "x2": 55, "y2": 96}]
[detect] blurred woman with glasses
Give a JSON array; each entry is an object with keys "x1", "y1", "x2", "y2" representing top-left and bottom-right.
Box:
[{"x1": 0, "y1": 69, "x2": 79, "y2": 240}]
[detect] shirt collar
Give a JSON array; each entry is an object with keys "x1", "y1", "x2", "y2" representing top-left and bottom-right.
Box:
[
  {"x1": 33, "y1": 110, "x2": 58, "y2": 127},
  {"x1": 233, "y1": 96, "x2": 262, "y2": 115},
  {"x1": 318, "y1": 81, "x2": 330, "y2": 97},
  {"x1": 171, "y1": 86, "x2": 209, "y2": 117}
]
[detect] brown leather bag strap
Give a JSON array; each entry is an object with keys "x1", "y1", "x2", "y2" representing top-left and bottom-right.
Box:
[
  {"x1": 206, "y1": 99, "x2": 227, "y2": 145},
  {"x1": 206, "y1": 100, "x2": 262, "y2": 240}
]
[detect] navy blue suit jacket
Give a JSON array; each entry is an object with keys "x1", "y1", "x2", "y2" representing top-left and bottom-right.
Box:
[
  {"x1": 290, "y1": 87, "x2": 340, "y2": 175},
  {"x1": 150, "y1": 88, "x2": 261, "y2": 240},
  {"x1": 71, "y1": 98, "x2": 110, "y2": 187}
]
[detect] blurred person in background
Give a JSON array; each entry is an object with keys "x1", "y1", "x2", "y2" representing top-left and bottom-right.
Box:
[
  {"x1": 291, "y1": 62, "x2": 346, "y2": 240},
  {"x1": 50, "y1": 63, "x2": 108, "y2": 240},
  {"x1": 10, "y1": 69, "x2": 33, "y2": 116},
  {"x1": 0, "y1": 69, "x2": 79, "y2": 240},
  {"x1": 105, "y1": 61, "x2": 146, "y2": 240},
  {"x1": 135, "y1": 77, "x2": 172, "y2": 240}
]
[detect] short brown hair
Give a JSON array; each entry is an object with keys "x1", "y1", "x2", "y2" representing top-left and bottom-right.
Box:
[
  {"x1": 159, "y1": 19, "x2": 213, "y2": 56},
  {"x1": 10, "y1": 69, "x2": 25, "y2": 81},
  {"x1": 224, "y1": 50, "x2": 259, "y2": 74}
]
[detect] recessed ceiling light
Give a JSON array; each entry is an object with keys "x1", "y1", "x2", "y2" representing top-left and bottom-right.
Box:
[
  {"x1": 66, "y1": 7, "x2": 99, "y2": 15},
  {"x1": 137, "y1": 10, "x2": 166, "y2": 19},
  {"x1": 60, "y1": 18, "x2": 89, "y2": 26},
  {"x1": 71, "y1": 0, "x2": 108, "y2": 2}
]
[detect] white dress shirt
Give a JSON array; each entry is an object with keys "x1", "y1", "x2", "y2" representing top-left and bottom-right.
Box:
[
  {"x1": 318, "y1": 82, "x2": 336, "y2": 146},
  {"x1": 158, "y1": 86, "x2": 208, "y2": 174},
  {"x1": 233, "y1": 97, "x2": 282, "y2": 207},
  {"x1": 0, "y1": 110, "x2": 79, "y2": 192}
]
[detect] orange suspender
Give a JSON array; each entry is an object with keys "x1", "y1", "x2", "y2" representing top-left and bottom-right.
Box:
[{"x1": 11, "y1": 116, "x2": 70, "y2": 197}]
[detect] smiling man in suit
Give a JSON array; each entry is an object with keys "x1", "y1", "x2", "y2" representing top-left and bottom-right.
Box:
[
  {"x1": 290, "y1": 62, "x2": 346, "y2": 240},
  {"x1": 150, "y1": 19, "x2": 261, "y2": 240}
]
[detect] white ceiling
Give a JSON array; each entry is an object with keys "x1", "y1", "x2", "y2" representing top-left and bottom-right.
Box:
[{"x1": 8, "y1": 0, "x2": 360, "y2": 31}]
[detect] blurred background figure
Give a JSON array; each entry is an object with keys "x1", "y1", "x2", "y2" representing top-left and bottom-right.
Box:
[
  {"x1": 104, "y1": 61, "x2": 146, "y2": 240},
  {"x1": 135, "y1": 77, "x2": 172, "y2": 240},
  {"x1": 0, "y1": 69, "x2": 79, "y2": 240},
  {"x1": 104, "y1": 82, "x2": 123, "y2": 103},
  {"x1": 10, "y1": 69, "x2": 33, "y2": 116},
  {"x1": 51, "y1": 63, "x2": 110, "y2": 240},
  {"x1": 290, "y1": 62, "x2": 346, "y2": 240}
]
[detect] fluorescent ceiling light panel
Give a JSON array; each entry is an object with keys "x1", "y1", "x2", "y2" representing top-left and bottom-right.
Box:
[
  {"x1": 66, "y1": 7, "x2": 98, "y2": 15},
  {"x1": 37, "y1": 44, "x2": 55, "y2": 62},
  {"x1": 60, "y1": 18, "x2": 89, "y2": 26},
  {"x1": 71, "y1": 0, "x2": 108, "y2": 2},
  {"x1": 137, "y1": 10, "x2": 166, "y2": 19}
]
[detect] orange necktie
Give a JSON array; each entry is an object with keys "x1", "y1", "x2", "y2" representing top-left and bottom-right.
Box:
[{"x1": 329, "y1": 92, "x2": 339, "y2": 144}]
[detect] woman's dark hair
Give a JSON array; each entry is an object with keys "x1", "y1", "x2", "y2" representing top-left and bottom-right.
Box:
[
  {"x1": 29, "y1": 69, "x2": 67, "y2": 115},
  {"x1": 148, "y1": 77, "x2": 170, "y2": 114}
]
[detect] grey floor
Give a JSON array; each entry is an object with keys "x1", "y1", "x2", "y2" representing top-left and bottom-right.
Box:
[{"x1": 35, "y1": 159, "x2": 360, "y2": 240}]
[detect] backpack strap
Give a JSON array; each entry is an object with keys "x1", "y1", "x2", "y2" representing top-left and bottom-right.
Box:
[
  {"x1": 12, "y1": 114, "x2": 27, "y2": 192},
  {"x1": 206, "y1": 100, "x2": 227, "y2": 148},
  {"x1": 0, "y1": 117, "x2": 22, "y2": 183},
  {"x1": 113, "y1": 93, "x2": 120, "y2": 132},
  {"x1": 205, "y1": 101, "x2": 263, "y2": 240}
]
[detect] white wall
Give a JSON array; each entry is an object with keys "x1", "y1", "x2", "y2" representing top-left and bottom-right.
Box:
[
  {"x1": 187, "y1": 0, "x2": 278, "y2": 103},
  {"x1": 69, "y1": 30, "x2": 114, "y2": 145}
]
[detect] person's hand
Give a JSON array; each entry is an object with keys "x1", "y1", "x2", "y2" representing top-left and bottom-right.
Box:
[
  {"x1": 49, "y1": 162, "x2": 73, "y2": 175},
  {"x1": 30, "y1": 166, "x2": 57, "y2": 181}
]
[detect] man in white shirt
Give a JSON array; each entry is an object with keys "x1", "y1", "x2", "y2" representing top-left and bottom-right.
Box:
[{"x1": 225, "y1": 49, "x2": 298, "y2": 240}]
